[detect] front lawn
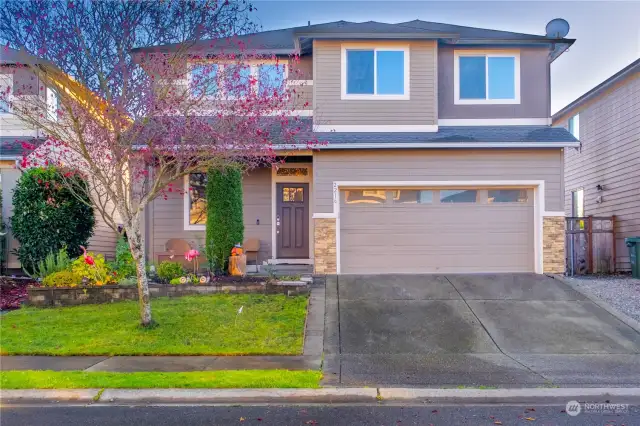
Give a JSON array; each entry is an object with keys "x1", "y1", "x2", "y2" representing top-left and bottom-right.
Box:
[
  {"x1": 0, "y1": 370, "x2": 322, "y2": 389},
  {"x1": 0, "y1": 294, "x2": 307, "y2": 355}
]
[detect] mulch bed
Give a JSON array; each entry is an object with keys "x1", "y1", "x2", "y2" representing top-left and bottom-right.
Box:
[{"x1": 1, "y1": 276, "x2": 39, "y2": 310}]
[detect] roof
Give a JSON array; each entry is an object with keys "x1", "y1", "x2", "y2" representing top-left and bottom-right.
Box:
[
  {"x1": 271, "y1": 124, "x2": 579, "y2": 149},
  {"x1": 552, "y1": 58, "x2": 640, "y2": 121},
  {"x1": 132, "y1": 19, "x2": 574, "y2": 59},
  {"x1": 0, "y1": 136, "x2": 44, "y2": 159}
]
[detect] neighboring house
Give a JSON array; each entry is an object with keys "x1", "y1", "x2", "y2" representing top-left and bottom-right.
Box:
[
  {"x1": 136, "y1": 19, "x2": 579, "y2": 275},
  {"x1": 0, "y1": 47, "x2": 119, "y2": 270},
  {"x1": 553, "y1": 59, "x2": 639, "y2": 272}
]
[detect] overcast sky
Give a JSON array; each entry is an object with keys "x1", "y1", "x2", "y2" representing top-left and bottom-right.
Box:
[{"x1": 251, "y1": 0, "x2": 640, "y2": 113}]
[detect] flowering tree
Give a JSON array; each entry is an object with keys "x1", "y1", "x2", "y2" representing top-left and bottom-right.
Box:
[{"x1": 0, "y1": 0, "x2": 314, "y2": 326}]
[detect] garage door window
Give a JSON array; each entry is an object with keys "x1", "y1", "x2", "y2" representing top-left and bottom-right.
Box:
[
  {"x1": 440, "y1": 189, "x2": 478, "y2": 203},
  {"x1": 488, "y1": 189, "x2": 528, "y2": 203},
  {"x1": 393, "y1": 190, "x2": 433, "y2": 204},
  {"x1": 344, "y1": 189, "x2": 387, "y2": 204}
]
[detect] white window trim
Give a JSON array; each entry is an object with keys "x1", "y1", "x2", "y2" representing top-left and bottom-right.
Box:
[
  {"x1": 454, "y1": 50, "x2": 521, "y2": 105},
  {"x1": 183, "y1": 174, "x2": 206, "y2": 231},
  {"x1": 188, "y1": 60, "x2": 289, "y2": 101},
  {"x1": 341, "y1": 44, "x2": 410, "y2": 100}
]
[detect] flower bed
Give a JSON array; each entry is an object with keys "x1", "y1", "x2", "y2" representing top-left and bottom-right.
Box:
[
  {"x1": 27, "y1": 278, "x2": 310, "y2": 307},
  {"x1": 1, "y1": 277, "x2": 39, "y2": 310}
]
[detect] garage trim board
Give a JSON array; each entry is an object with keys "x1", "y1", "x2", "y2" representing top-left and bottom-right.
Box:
[{"x1": 312, "y1": 180, "x2": 564, "y2": 274}]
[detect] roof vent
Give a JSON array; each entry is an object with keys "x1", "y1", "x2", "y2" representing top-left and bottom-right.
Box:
[{"x1": 545, "y1": 18, "x2": 570, "y2": 38}]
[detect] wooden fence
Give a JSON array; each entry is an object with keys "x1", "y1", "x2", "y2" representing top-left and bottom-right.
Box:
[{"x1": 566, "y1": 216, "x2": 616, "y2": 275}]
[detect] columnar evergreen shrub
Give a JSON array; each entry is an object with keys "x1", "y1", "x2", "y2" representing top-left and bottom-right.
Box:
[
  {"x1": 10, "y1": 167, "x2": 95, "y2": 272},
  {"x1": 205, "y1": 166, "x2": 244, "y2": 273}
]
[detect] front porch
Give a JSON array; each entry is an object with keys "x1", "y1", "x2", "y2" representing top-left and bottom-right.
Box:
[{"x1": 145, "y1": 156, "x2": 315, "y2": 272}]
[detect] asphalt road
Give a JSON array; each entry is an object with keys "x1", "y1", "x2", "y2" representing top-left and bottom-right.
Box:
[{"x1": 2, "y1": 404, "x2": 638, "y2": 426}]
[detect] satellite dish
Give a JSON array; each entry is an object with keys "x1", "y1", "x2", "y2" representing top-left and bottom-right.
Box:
[{"x1": 545, "y1": 18, "x2": 570, "y2": 38}]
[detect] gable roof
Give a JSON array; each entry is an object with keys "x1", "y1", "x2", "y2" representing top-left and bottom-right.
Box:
[
  {"x1": 552, "y1": 58, "x2": 640, "y2": 121},
  {"x1": 132, "y1": 19, "x2": 574, "y2": 60}
]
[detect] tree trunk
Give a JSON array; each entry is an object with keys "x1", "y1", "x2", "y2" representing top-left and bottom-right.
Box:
[{"x1": 126, "y1": 220, "x2": 153, "y2": 327}]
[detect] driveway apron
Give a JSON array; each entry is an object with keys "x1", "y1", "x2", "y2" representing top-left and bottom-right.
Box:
[{"x1": 323, "y1": 274, "x2": 640, "y2": 386}]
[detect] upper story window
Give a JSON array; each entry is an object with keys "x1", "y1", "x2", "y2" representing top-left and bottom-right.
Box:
[
  {"x1": 0, "y1": 73, "x2": 13, "y2": 113},
  {"x1": 454, "y1": 51, "x2": 520, "y2": 105},
  {"x1": 189, "y1": 62, "x2": 286, "y2": 100},
  {"x1": 341, "y1": 45, "x2": 409, "y2": 100},
  {"x1": 46, "y1": 86, "x2": 59, "y2": 121},
  {"x1": 568, "y1": 114, "x2": 580, "y2": 139}
]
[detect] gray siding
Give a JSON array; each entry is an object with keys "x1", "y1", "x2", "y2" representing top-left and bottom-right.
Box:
[
  {"x1": 87, "y1": 212, "x2": 118, "y2": 260},
  {"x1": 313, "y1": 40, "x2": 437, "y2": 126},
  {"x1": 313, "y1": 149, "x2": 564, "y2": 213},
  {"x1": 557, "y1": 74, "x2": 640, "y2": 271},
  {"x1": 150, "y1": 168, "x2": 273, "y2": 264},
  {"x1": 438, "y1": 46, "x2": 550, "y2": 119}
]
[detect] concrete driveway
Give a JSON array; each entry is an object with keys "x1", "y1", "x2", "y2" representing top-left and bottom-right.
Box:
[{"x1": 322, "y1": 274, "x2": 640, "y2": 386}]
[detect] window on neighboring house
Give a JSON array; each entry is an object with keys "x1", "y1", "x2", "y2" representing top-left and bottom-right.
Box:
[
  {"x1": 185, "y1": 173, "x2": 208, "y2": 228},
  {"x1": 568, "y1": 114, "x2": 580, "y2": 139},
  {"x1": 455, "y1": 52, "x2": 519, "y2": 104},
  {"x1": 0, "y1": 73, "x2": 13, "y2": 113},
  {"x1": 46, "y1": 87, "x2": 59, "y2": 121},
  {"x1": 343, "y1": 47, "x2": 408, "y2": 98},
  {"x1": 571, "y1": 189, "x2": 584, "y2": 217}
]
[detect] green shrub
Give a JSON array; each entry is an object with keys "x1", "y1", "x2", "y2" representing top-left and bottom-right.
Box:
[
  {"x1": 113, "y1": 236, "x2": 136, "y2": 278},
  {"x1": 11, "y1": 167, "x2": 95, "y2": 272},
  {"x1": 42, "y1": 270, "x2": 82, "y2": 288},
  {"x1": 205, "y1": 165, "x2": 244, "y2": 273},
  {"x1": 170, "y1": 275, "x2": 199, "y2": 285},
  {"x1": 117, "y1": 277, "x2": 138, "y2": 287},
  {"x1": 169, "y1": 277, "x2": 183, "y2": 285},
  {"x1": 28, "y1": 248, "x2": 72, "y2": 279},
  {"x1": 71, "y1": 252, "x2": 115, "y2": 285},
  {"x1": 157, "y1": 261, "x2": 185, "y2": 282}
]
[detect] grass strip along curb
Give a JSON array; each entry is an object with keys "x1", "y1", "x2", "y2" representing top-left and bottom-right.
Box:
[{"x1": 0, "y1": 370, "x2": 322, "y2": 389}]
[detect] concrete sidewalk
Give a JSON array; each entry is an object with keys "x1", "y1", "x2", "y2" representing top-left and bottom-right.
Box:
[{"x1": 0, "y1": 355, "x2": 321, "y2": 372}]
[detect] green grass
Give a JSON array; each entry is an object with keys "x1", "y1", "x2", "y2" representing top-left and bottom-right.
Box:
[
  {"x1": 0, "y1": 294, "x2": 307, "y2": 356},
  {"x1": 0, "y1": 370, "x2": 322, "y2": 389}
]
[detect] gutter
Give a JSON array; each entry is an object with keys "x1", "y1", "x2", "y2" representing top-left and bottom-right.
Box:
[{"x1": 273, "y1": 141, "x2": 580, "y2": 150}]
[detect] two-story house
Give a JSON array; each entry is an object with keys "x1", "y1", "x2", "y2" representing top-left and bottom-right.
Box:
[
  {"x1": 553, "y1": 59, "x2": 639, "y2": 272},
  {"x1": 0, "y1": 47, "x2": 119, "y2": 271},
  {"x1": 136, "y1": 20, "x2": 579, "y2": 275}
]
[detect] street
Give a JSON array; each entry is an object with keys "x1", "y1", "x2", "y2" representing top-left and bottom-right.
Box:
[{"x1": 2, "y1": 404, "x2": 638, "y2": 426}]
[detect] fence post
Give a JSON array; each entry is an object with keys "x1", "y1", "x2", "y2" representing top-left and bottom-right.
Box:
[
  {"x1": 611, "y1": 215, "x2": 616, "y2": 273},
  {"x1": 587, "y1": 216, "x2": 593, "y2": 274}
]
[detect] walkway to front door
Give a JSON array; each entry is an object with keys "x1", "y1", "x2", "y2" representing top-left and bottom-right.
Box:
[{"x1": 276, "y1": 183, "x2": 309, "y2": 259}]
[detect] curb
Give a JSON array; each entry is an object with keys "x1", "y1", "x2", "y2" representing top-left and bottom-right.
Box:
[
  {"x1": 380, "y1": 387, "x2": 640, "y2": 404},
  {"x1": 3, "y1": 387, "x2": 640, "y2": 405},
  {"x1": 549, "y1": 274, "x2": 640, "y2": 333}
]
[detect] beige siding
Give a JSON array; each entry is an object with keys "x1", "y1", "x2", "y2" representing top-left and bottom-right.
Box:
[
  {"x1": 151, "y1": 168, "x2": 272, "y2": 264},
  {"x1": 558, "y1": 74, "x2": 640, "y2": 271},
  {"x1": 313, "y1": 40, "x2": 437, "y2": 126},
  {"x1": 313, "y1": 149, "x2": 564, "y2": 213},
  {"x1": 87, "y1": 212, "x2": 118, "y2": 260},
  {"x1": 0, "y1": 166, "x2": 21, "y2": 269}
]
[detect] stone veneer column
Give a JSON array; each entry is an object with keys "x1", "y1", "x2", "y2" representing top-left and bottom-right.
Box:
[
  {"x1": 543, "y1": 216, "x2": 565, "y2": 274},
  {"x1": 314, "y1": 218, "x2": 337, "y2": 274}
]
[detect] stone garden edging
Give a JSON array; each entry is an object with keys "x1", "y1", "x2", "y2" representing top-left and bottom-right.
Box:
[{"x1": 27, "y1": 280, "x2": 310, "y2": 307}]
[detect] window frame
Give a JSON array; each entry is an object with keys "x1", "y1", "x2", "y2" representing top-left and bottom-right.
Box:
[
  {"x1": 453, "y1": 50, "x2": 521, "y2": 105},
  {"x1": 183, "y1": 173, "x2": 208, "y2": 230},
  {"x1": 0, "y1": 72, "x2": 14, "y2": 114},
  {"x1": 188, "y1": 60, "x2": 289, "y2": 101},
  {"x1": 340, "y1": 44, "x2": 410, "y2": 100},
  {"x1": 568, "y1": 113, "x2": 580, "y2": 139}
]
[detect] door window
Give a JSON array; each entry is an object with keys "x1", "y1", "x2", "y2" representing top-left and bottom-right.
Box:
[{"x1": 282, "y1": 187, "x2": 304, "y2": 202}]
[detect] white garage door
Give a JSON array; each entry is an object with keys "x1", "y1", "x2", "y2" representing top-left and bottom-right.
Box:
[{"x1": 340, "y1": 188, "x2": 535, "y2": 274}]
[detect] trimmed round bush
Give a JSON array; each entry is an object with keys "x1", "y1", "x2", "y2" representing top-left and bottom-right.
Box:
[
  {"x1": 11, "y1": 167, "x2": 95, "y2": 273},
  {"x1": 157, "y1": 261, "x2": 185, "y2": 282}
]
